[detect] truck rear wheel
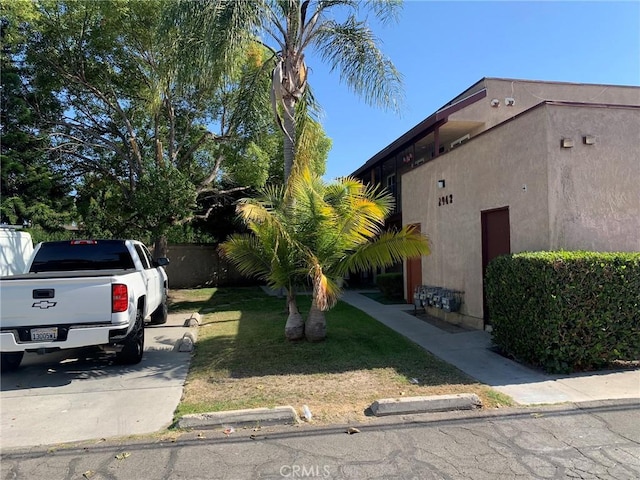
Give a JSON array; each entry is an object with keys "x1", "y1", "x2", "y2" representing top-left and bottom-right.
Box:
[
  {"x1": 116, "y1": 309, "x2": 144, "y2": 364},
  {"x1": 1, "y1": 352, "x2": 24, "y2": 372}
]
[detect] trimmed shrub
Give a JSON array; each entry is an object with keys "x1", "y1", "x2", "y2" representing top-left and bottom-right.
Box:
[
  {"x1": 376, "y1": 273, "x2": 404, "y2": 300},
  {"x1": 486, "y1": 251, "x2": 640, "y2": 373}
]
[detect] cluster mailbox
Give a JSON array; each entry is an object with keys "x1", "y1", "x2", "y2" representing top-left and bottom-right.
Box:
[{"x1": 414, "y1": 285, "x2": 463, "y2": 313}]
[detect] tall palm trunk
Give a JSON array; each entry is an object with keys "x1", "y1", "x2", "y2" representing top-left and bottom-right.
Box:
[
  {"x1": 281, "y1": 95, "x2": 300, "y2": 340},
  {"x1": 282, "y1": 96, "x2": 296, "y2": 184},
  {"x1": 305, "y1": 297, "x2": 326, "y2": 342},
  {"x1": 284, "y1": 287, "x2": 304, "y2": 341}
]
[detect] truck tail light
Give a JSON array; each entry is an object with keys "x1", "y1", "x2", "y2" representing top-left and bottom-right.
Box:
[{"x1": 112, "y1": 284, "x2": 128, "y2": 313}]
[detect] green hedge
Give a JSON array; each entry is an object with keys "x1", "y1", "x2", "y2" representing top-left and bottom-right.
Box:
[
  {"x1": 376, "y1": 273, "x2": 404, "y2": 300},
  {"x1": 486, "y1": 251, "x2": 640, "y2": 373}
]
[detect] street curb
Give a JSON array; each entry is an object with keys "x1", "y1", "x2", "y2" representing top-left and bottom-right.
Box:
[
  {"x1": 177, "y1": 406, "x2": 300, "y2": 430},
  {"x1": 178, "y1": 331, "x2": 196, "y2": 352},
  {"x1": 176, "y1": 393, "x2": 483, "y2": 430},
  {"x1": 371, "y1": 393, "x2": 482, "y2": 416},
  {"x1": 183, "y1": 312, "x2": 201, "y2": 327},
  {"x1": 164, "y1": 312, "x2": 200, "y2": 352}
]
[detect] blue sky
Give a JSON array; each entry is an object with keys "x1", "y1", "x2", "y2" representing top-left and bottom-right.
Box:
[{"x1": 306, "y1": 1, "x2": 640, "y2": 181}]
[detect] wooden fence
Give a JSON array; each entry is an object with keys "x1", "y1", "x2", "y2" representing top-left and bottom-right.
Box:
[{"x1": 163, "y1": 243, "x2": 251, "y2": 289}]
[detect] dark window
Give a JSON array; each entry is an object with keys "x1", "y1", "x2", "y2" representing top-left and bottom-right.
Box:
[
  {"x1": 141, "y1": 245, "x2": 154, "y2": 267},
  {"x1": 134, "y1": 245, "x2": 151, "y2": 269},
  {"x1": 29, "y1": 241, "x2": 135, "y2": 273}
]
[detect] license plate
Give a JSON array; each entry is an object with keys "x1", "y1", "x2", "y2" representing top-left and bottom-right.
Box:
[{"x1": 31, "y1": 327, "x2": 58, "y2": 341}]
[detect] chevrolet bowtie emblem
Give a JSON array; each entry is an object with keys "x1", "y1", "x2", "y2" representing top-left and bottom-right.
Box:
[{"x1": 32, "y1": 300, "x2": 57, "y2": 309}]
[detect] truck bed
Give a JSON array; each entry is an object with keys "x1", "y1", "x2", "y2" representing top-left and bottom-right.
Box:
[
  {"x1": 0, "y1": 268, "x2": 135, "y2": 281},
  {"x1": 0, "y1": 274, "x2": 127, "y2": 329}
]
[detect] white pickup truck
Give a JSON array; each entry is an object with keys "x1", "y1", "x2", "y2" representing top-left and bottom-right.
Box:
[{"x1": 0, "y1": 239, "x2": 169, "y2": 371}]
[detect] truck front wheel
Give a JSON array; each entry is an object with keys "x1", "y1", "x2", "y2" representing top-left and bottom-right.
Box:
[
  {"x1": 1, "y1": 352, "x2": 24, "y2": 372},
  {"x1": 149, "y1": 295, "x2": 168, "y2": 325},
  {"x1": 116, "y1": 309, "x2": 144, "y2": 364}
]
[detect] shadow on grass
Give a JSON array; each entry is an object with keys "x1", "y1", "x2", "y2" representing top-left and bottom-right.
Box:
[{"x1": 169, "y1": 286, "x2": 476, "y2": 388}]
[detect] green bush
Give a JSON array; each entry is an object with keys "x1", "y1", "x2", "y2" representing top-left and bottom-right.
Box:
[
  {"x1": 376, "y1": 272, "x2": 404, "y2": 300},
  {"x1": 486, "y1": 251, "x2": 640, "y2": 373}
]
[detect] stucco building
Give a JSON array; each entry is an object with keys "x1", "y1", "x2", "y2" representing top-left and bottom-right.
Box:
[{"x1": 352, "y1": 78, "x2": 640, "y2": 330}]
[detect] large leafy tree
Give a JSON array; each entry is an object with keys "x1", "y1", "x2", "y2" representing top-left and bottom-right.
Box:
[
  {"x1": 18, "y1": 0, "x2": 282, "y2": 253},
  {"x1": 0, "y1": 2, "x2": 75, "y2": 230},
  {"x1": 169, "y1": 0, "x2": 403, "y2": 184},
  {"x1": 221, "y1": 168, "x2": 430, "y2": 342}
]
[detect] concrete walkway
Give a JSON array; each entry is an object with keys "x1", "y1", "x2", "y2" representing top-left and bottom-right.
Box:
[
  {"x1": 0, "y1": 312, "x2": 196, "y2": 449},
  {"x1": 340, "y1": 291, "x2": 640, "y2": 405}
]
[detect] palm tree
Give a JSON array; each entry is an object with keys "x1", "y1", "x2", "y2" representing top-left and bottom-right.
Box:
[
  {"x1": 221, "y1": 169, "x2": 430, "y2": 342},
  {"x1": 167, "y1": 0, "x2": 404, "y2": 184},
  {"x1": 219, "y1": 184, "x2": 308, "y2": 340},
  {"x1": 289, "y1": 169, "x2": 430, "y2": 341}
]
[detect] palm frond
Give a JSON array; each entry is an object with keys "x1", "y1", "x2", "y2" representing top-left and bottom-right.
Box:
[
  {"x1": 165, "y1": 0, "x2": 267, "y2": 88},
  {"x1": 334, "y1": 227, "x2": 430, "y2": 276},
  {"x1": 369, "y1": 0, "x2": 403, "y2": 26},
  {"x1": 308, "y1": 260, "x2": 341, "y2": 311},
  {"x1": 219, "y1": 233, "x2": 272, "y2": 280},
  {"x1": 314, "y1": 16, "x2": 404, "y2": 112}
]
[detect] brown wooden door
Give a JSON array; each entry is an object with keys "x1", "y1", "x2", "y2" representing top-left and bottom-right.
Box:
[
  {"x1": 481, "y1": 208, "x2": 511, "y2": 326},
  {"x1": 406, "y1": 224, "x2": 422, "y2": 304}
]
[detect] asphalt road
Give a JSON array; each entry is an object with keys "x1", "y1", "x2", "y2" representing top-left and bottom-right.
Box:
[
  {"x1": 1, "y1": 400, "x2": 639, "y2": 480},
  {"x1": 0, "y1": 313, "x2": 195, "y2": 449}
]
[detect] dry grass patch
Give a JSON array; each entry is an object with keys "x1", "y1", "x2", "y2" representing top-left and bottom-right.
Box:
[{"x1": 171, "y1": 287, "x2": 513, "y2": 426}]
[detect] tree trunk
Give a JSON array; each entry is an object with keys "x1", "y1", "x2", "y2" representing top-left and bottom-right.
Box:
[
  {"x1": 305, "y1": 300, "x2": 326, "y2": 342},
  {"x1": 153, "y1": 234, "x2": 168, "y2": 259},
  {"x1": 282, "y1": 96, "x2": 296, "y2": 184},
  {"x1": 284, "y1": 288, "x2": 304, "y2": 341}
]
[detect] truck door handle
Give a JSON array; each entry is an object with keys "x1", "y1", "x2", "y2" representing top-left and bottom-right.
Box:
[{"x1": 33, "y1": 289, "x2": 55, "y2": 299}]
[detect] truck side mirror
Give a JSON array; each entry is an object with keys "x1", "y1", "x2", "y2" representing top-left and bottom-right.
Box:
[{"x1": 153, "y1": 257, "x2": 170, "y2": 267}]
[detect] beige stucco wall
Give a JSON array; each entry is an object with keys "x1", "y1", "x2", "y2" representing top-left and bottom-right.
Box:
[
  {"x1": 403, "y1": 106, "x2": 552, "y2": 326},
  {"x1": 402, "y1": 102, "x2": 640, "y2": 328},
  {"x1": 450, "y1": 79, "x2": 640, "y2": 133},
  {"x1": 546, "y1": 104, "x2": 640, "y2": 251}
]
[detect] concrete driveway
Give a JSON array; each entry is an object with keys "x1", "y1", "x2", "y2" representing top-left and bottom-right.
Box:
[{"x1": 0, "y1": 313, "x2": 195, "y2": 450}]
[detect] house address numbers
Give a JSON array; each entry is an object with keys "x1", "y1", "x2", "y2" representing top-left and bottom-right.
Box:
[{"x1": 438, "y1": 194, "x2": 453, "y2": 206}]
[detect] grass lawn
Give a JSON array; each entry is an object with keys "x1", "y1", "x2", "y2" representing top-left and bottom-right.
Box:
[{"x1": 170, "y1": 286, "x2": 513, "y2": 425}]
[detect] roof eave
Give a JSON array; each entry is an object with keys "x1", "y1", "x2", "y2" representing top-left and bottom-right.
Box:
[{"x1": 351, "y1": 88, "x2": 488, "y2": 177}]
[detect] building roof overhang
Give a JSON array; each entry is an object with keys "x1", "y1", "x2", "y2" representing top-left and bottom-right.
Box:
[
  {"x1": 351, "y1": 88, "x2": 487, "y2": 177},
  {"x1": 350, "y1": 77, "x2": 640, "y2": 178}
]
